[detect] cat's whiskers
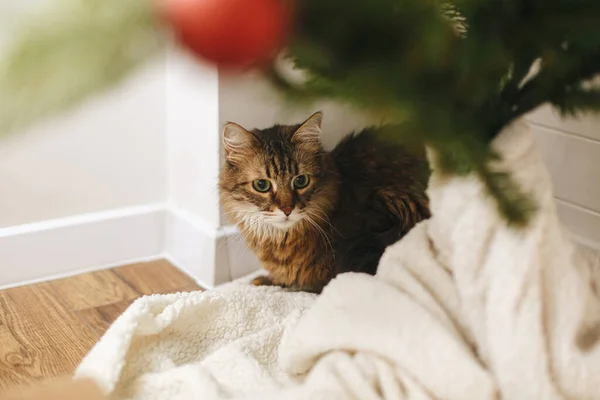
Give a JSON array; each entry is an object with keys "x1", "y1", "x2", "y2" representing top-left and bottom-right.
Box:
[
  {"x1": 241, "y1": 212, "x2": 283, "y2": 242},
  {"x1": 242, "y1": 213, "x2": 264, "y2": 236},
  {"x1": 235, "y1": 215, "x2": 268, "y2": 256},
  {"x1": 262, "y1": 220, "x2": 289, "y2": 240},
  {"x1": 217, "y1": 209, "x2": 252, "y2": 256},
  {"x1": 306, "y1": 217, "x2": 335, "y2": 261},
  {"x1": 303, "y1": 214, "x2": 335, "y2": 261},
  {"x1": 221, "y1": 208, "x2": 252, "y2": 222},
  {"x1": 306, "y1": 207, "x2": 340, "y2": 236},
  {"x1": 219, "y1": 231, "x2": 244, "y2": 259},
  {"x1": 217, "y1": 210, "x2": 243, "y2": 253}
]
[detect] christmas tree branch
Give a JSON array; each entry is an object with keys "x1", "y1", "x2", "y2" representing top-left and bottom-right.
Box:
[
  {"x1": 475, "y1": 162, "x2": 537, "y2": 227},
  {"x1": 513, "y1": 53, "x2": 600, "y2": 115},
  {"x1": 556, "y1": 86, "x2": 600, "y2": 116},
  {"x1": 264, "y1": 0, "x2": 600, "y2": 225}
]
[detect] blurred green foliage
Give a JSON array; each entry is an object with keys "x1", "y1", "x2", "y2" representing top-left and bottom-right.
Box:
[{"x1": 266, "y1": 0, "x2": 600, "y2": 225}]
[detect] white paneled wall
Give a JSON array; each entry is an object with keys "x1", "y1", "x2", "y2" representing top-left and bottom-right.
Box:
[{"x1": 527, "y1": 106, "x2": 600, "y2": 251}]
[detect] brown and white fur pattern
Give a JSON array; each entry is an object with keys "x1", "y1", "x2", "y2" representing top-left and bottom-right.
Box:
[{"x1": 219, "y1": 112, "x2": 430, "y2": 293}]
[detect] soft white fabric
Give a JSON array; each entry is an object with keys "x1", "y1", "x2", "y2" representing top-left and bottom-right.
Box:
[{"x1": 75, "y1": 119, "x2": 600, "y2": 399}]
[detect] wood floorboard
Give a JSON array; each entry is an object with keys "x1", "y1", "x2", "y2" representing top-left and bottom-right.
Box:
[
  {"x1": 47, "y1": 270, "x2": 138, "y2": 311},
  {"x1": 0, "y1": 284, "x2": 97, "y2": 389},
  {"x1": 76, "y1": 300, "x2": 135, "y2": 338},
  {"x1": 112, "y1": 260, "x2": 199, "y2": 295},
  {"x1": 0, "y1": 259, "x2": 200, "y2": 392}
]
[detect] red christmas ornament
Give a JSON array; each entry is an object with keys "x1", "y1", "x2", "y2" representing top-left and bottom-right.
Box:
[{"x1": 161, "y1": 0, "x2": 291, "y2": 69}]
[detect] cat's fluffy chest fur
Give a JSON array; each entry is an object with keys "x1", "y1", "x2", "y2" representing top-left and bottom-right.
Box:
[
  {"x1": 219, "y1": 112, "x2": 430, "y2": 293},
  {"x1": 240, "y1": 220, "x2": 336, "y2": 292}
]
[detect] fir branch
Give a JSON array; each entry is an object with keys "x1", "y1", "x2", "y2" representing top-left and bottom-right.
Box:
[
  {"x1": 440, "y1": 3, "x2": 468, "y2": 37},
  {"x1": 264, "y1": 0, "x2": 600, "y2": 225},
  {"x1": 509, "y1": 49, "x2": 600, "y2": 123},
  {"x1": 434, "y1": 134, "x2": 536, "y2": 225},
  {"x1": 475, "y1": 165, "x2": 537, "y2": 227},
  {"x1": 553, "y1": 85, "x2": 600, "y2": 117}
]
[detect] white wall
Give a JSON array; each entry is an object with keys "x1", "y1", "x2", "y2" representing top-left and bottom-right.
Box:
[
  {"x1": 0, "y1": 57, "x2": 169, "y2": 287},
  {"x1": 166, "y1": 51, "x2": 221, "y2": 229},
  {"x1": 528, "y1": 107, "x2": 600, "y2": 251},
  {"x1": 0, "y1": 1, "x2": 167, "y2": 228},
  {"x1": 0, "y1": 2, "x2": 169, "y2": 286},
  {"x1": 163, "y1": 49, "x2": 233, "y2": 287},
  {"x1": 0, "y1": 60, "x2": 168, "y2": 227}
]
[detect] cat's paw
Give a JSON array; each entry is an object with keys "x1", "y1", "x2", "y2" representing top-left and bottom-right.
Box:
[{"x1": 251, "y1": 275, "x2": 274, "y2": 286}]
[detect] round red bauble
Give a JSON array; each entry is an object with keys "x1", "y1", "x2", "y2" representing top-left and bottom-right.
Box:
[{"x1": 161, "y1": 0, "x2": 291, "y2": 69}]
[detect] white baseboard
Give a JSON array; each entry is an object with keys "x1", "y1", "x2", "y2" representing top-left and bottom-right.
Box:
[
  {"x1": 0, "y1": 197, "x2": 595, "y2": 290},
  {"x1": 0, "y1": 204, "x2": 166, "y2": 288},
  {"x1": 164, "y1": 208, "x2": 261, "y2": 288},
  {"x1": 0, "y1": 203, "x2": 262, "y2": 289}
]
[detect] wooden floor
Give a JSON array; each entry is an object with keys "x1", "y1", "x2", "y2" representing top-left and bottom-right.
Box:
[{"x1": 0, "y1": 260, "x2": 201, "y2": 392}]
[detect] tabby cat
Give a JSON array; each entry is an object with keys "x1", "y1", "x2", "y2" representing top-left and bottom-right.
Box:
[{"x1": 219, "y1": 112, "x2": 430, "y2": 293}]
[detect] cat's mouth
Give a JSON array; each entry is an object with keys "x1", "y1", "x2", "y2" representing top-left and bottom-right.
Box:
[{"x1": 265, "y1": 212, "x2": 302, "y2": 230}]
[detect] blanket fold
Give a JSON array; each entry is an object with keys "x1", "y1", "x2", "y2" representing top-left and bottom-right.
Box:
[{"x1": 76, "y1": 119, "x2": 600, "y2": 399}]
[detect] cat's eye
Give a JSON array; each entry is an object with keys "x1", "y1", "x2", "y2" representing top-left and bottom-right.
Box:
[
  {"x1": 252, "y1": 179, "x2": 271, "y2": 193},
  {"x1": 293, "y1": 175, "x2": 310, "y2": 189}
]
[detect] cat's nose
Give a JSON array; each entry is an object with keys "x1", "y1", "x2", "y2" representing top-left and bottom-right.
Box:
[{"x1": 280, "y1": 206, "x2": 293, "y2": 216}]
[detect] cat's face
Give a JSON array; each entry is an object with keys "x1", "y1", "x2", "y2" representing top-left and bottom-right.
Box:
[{"x1": 219, "y1": 112, "x2": 337, "y2": 236}]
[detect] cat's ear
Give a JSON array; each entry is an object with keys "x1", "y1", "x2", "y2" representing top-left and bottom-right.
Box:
[
  {"x1": 291, "y1": 112, "x2": 323, "y2": 144},
  {"x1": 222, "y1": 123, "x2": 257, "y2": 162}
]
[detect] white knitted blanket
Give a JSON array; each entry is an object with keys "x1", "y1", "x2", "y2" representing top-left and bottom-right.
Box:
[{"x1": 75, "y1": 119, "x2": 600, "y2": 399}]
